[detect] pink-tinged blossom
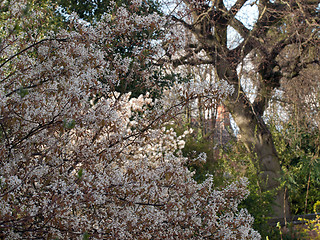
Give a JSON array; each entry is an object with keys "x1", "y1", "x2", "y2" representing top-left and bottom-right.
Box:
[{"x1": 0, "y1": 0, "x2": 260, "y2": 239}]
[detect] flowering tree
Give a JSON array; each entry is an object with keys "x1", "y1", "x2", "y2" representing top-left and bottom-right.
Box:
[{"x1": 0, "y1": 0, "x2": 260, "y2": 239}]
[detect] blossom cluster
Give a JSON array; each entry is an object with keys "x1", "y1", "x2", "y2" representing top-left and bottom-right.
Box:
[{"x1": 0, "y1": 0, "x2": 260, "y2": 239}]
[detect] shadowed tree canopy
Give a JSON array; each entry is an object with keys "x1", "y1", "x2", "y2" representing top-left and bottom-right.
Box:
[
  {"x1": 161, "y1": 0, "x2": 320, "y2": 219},
  {"x1": 55, "y1": 0, "x2": 162, "y2": 22}
]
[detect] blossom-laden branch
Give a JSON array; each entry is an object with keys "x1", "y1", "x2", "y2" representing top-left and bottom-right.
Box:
[{"x1": 0, "y1": 0, "x2": 260, "y2": 239}]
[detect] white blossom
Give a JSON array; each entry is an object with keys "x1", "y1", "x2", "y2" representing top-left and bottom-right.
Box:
[{"x1": 0, "y1": 1, "x2": 260, "y2": 239}]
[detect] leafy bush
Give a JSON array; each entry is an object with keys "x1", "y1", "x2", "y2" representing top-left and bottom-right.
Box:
[
  {"x1": 296, "y1": 201, "x2": 320, "y2": 239},
  {"x1": 270, "y1": 122, "x2": 320, "y2": 215}
]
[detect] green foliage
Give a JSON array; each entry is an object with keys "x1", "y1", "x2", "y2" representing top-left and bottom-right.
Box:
[
  {"x1": 18, "y1": 87, "x2": 29, "y2": 98},
  {"x1": 170, "y1": 111, "x2": 320, "y2": 238},
  {"x1": 56, "y1": 0, "x2": 162, "y2": 23},
  {"x1": 181, "y1": 131, "x2": 279, "y2": 238},
  {"x1": 82, "y1": 232, "x2": 90, "y2": 240},
  {"x1": 217, "y1": 140, "x2": 276, "y2": 239},
  {"x1": 315, "y1": 201, "x2": 320, "y2": 213},
  {"x1": 295, "y1": 201, "x2": 320, "y2": 239},
  {"x1": 63, "y1": 119, "x2": 76, "y2": 129},
  {"x1": 184, "y1": 138, "x2": 221, "y2": 185},
  {"x1": 77, "y1": 168, "x2": 83, "y2": 179},
  {"x1": 276, "y1": 222, "x2": 302, "y2": 240},
  {"x1": 270, "y1": 122, "x2": 320, "y2": 215},
  {"x1": 170, "y1": 118, "x2": 277, "y2": 238},
  {"x1": 169, "y1": 122, "x2": 224, "y2": 185},
  {"x1": 15, "y1": 0, "x2": 63, "y2": 33}
]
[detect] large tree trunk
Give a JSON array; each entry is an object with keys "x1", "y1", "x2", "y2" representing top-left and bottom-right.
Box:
[{"x1": 220, "y1": 67, "x2": 290, "y2": 219}]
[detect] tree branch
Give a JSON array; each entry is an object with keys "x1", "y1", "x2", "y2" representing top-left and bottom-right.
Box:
[
  {"x1": 171, "y1": 15, "x2": 194, "y2": 32},
  {"x1": 172, "y1": 58, "x2": 215, "y2": 67},
  {"x1": 228, "y1": 0, "x2": 247, "y2": 20},
  {"x1": 229, "y1": 17, "x2": 250, "y2": 39},
  {"x1": 253, "y1": 35, "x2": 300, "y2": 115},
  {"x1": 0, "y1": 38, "x2": 68, "y2": 70}
]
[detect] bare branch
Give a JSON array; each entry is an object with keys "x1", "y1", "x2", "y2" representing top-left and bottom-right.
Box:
[
  {"x1": 229, "y1": 17, "x2": 250, "y2": 39},
  {"x1": 172, "y1": 58, "x2": 215, "y2": 67},
  {"x1": 171, "y1": 15, "x2": 194, "y2": 32},
  {"x1": 228, "y1": 0, "x2": 248, "y2": 20}
]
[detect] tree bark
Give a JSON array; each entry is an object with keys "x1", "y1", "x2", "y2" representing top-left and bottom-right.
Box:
[
  {"x1": 216, "y1": 65, "x2": 289, "y2": 219},
  {"x1": 226, "y1": 90, "x2": 289, "y2": 218}
]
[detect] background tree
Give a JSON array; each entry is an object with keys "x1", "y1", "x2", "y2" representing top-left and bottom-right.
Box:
[{"x1": 161, "y1": 0, "x2": 320, "y2": 219}]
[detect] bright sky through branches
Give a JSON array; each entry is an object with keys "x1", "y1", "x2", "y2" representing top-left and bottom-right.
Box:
[{"x1": 226, "y1": 0, "x2": 258, "y2": 49}]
